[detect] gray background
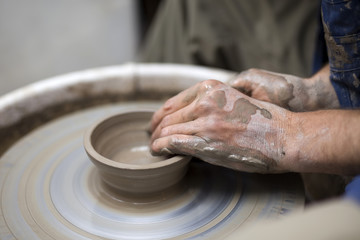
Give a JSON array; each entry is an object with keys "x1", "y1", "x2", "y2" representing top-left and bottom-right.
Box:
[{"x1": 0, "y1": 0, "x2": 139, "y2": 96}]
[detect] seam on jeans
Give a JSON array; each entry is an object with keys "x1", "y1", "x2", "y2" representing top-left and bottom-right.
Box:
[
  {"x1": 323, "y1": 0, "x2": 353, "y2": 5},
  {"x1": 330, "y1": 32, "x2": 360, "y2": 42},
  {"x1": 330, "y1": 66, "x2": 360, "y2": 73}
]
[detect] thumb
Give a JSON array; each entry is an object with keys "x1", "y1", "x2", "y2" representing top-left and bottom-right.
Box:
[{"x1": 227, "y1": 74, "x2": 253, "y2": 97}]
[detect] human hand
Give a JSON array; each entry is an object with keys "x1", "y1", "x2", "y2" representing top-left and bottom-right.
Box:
[
  {"x1": 150, "y1": 80, "x2": 294, "y2": 173},
  {"x1": 228, "y1": 66, "x2": 339, "y2": 112}
]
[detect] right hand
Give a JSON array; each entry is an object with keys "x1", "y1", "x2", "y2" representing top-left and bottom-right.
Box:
[{"x1": 150, "y1": 79, "x2": 294, "y2": 173}]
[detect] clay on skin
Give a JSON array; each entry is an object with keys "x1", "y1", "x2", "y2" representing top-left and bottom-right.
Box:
[
  {"x1": 210, "y1": 89, "x2": 227, "y2": 108},
  {"x1": 151, "y1": 80, "x2": 289, "y2": 173},
  {"x1": 168, "y1": 136, "x2": 277, "y2": 173},
  {"x1": 231, "y1": 69, "x2": 295, "y2": 109},
  {"x1": 179, "y1": 89, "x2": 278, "y2": 172},
  {"x1": 226, "y1": 98, "x2": 272, "y2": 124},
  {"x1": 222, "y1": 97, "x2": 277, "y2": 172},
  {"x1": 229, "y1": 67, "x2": 340, "y2": 112}
]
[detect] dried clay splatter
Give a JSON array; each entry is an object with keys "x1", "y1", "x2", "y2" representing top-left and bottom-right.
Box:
[
  {"x1": 323, "y1": 22, "x2": 351, "y2": 69},
  {"x1": 226, "y1": 98, "x2": 272, "y2": 124},
  {"x1": 177, "y1": 138, "x2": 278, "y2": 173},
  {"x1": 210, "y1": 90, "x2": 227, "y2": 108}
]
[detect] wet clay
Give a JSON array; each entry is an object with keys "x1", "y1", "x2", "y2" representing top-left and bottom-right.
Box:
[
  {"x1": 113, "y1": 145, "x2": 166, "y2": 165},
  {"x1": 84, "y1": 110, "x2": 191, "y2": 194},
  {"x1": 92, "y1": 114, "x2": 166, "y2": 165},
  {"x1": 226, "y1": 98, "x2": 272, "y2": 124}
]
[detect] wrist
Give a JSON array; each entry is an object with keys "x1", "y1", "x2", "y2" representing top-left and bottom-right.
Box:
[
  {"x1": 304, "y1": 65, "x2": 339, "y2": 110},
  {"x1": 277, "y1": 111, "x2": 302, "y2": 172}
]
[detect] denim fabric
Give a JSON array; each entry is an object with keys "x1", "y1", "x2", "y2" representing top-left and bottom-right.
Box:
[
  {"x1": 321, "y1": 0, "x2": 360, "y2": 204},
  {"x1": 345, "y1": 175, "x2": 360, "y2": 204},
  {"x1": 322, "y1": 0, "x2": 360, "y2": 108}
]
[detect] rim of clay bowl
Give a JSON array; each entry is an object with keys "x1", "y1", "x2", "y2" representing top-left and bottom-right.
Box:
[{"x1": 84, "y1": 109, "x2": 190, "y2": 170}]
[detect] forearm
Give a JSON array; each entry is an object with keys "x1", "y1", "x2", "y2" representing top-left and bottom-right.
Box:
[{"x1": 285, "y1": 109, "x2": 360, "y2": 175}]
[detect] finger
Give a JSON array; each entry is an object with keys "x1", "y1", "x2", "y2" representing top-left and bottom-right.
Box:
[
  {"x1": 151, "y1": 102, "x2": 199, "y2": 141},
  {"x1": 150, "y1": 84, "x2": 200, "y2": 132},
  {"x1": 151, "y1": 118, "x2": 204, "y2": 143},
  {"x1": 150, "y1": 134, "x2": 207, "y2": 157},
  {"x1": 227, "y1": 73, "x2": 253, "y2": 96}
]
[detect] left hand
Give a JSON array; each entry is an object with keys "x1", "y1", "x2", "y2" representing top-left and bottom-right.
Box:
[
  {"x1": 228, "y1": 66, "x2": 339, "y2": 112},
  {"x1": 150, "y1": 79, "x2": 294, "y2": 173}
]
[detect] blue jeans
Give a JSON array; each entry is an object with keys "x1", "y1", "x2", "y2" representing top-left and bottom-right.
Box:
[
  {"x1": 321, "y1": 0, "x2": 360, "y2": 204},
  {"x1": 322, "y1": 0, "x2": 360, "y2": 108}
]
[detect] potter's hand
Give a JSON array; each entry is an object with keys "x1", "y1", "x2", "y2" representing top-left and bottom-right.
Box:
[
  {"x1": 150, "y1": 80, "x2": 294, "y2": 173},
  {"x1": 228, "y1": 65, "x2": 339, "y2": 112}
]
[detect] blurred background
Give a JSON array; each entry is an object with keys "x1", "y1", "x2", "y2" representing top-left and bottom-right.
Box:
[
  {"x1": 0, "y1": 0, "x2": 320, "y2": 96},
  {"x1": 0, "y1": 0, "x2": 146, "y2": 96}
]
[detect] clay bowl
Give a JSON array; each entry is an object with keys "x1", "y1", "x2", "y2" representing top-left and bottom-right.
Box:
[{"x1": 83, "y1": 110, "x2": 191, "y2": 196}]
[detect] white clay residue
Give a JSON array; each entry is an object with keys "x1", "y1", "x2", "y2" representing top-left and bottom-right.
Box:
[{"x1": 228, "y1": 154, "x2": 267, "y2": 167}]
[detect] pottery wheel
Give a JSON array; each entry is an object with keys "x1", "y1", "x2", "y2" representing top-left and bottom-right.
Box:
[{"x1": 0, "y1": 102, "x2": 304, "y2": 240}]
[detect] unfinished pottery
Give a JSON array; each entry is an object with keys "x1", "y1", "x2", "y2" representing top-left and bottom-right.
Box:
[{"x1": 83, "y1": 110, "x2": 191, "y2": 195}]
